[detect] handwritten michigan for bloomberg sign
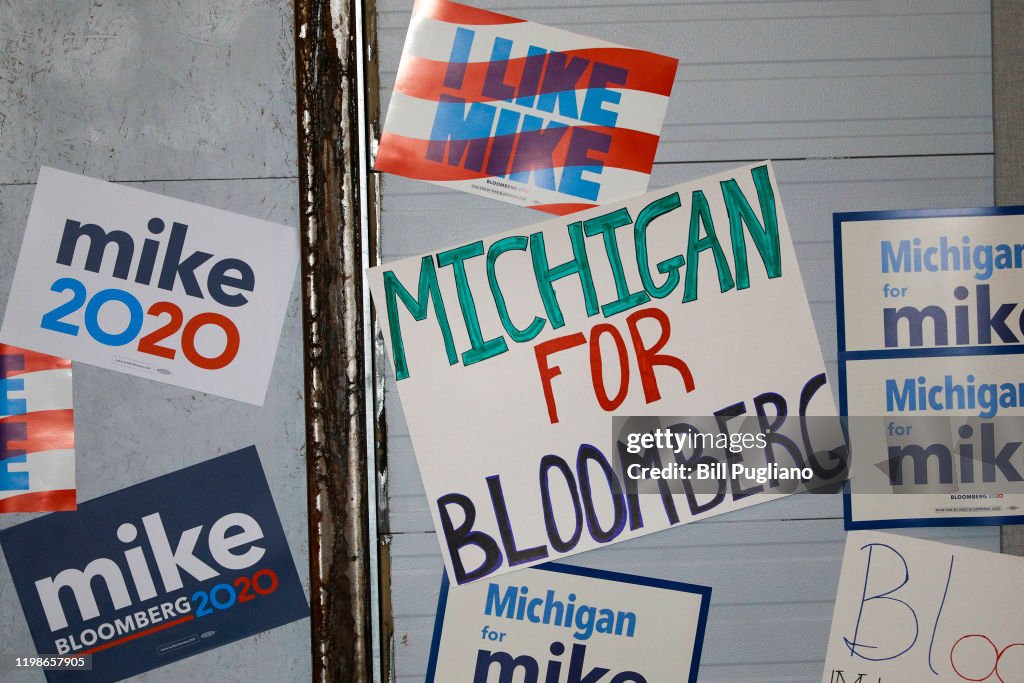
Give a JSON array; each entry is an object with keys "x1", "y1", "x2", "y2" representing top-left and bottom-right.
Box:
[
  {"x1": 375, "y1": 0, "x2": 678, "y2": 214},
  {"x1": 367, "y1": 162, "x2": 846, "y2": 585},
  {"x1": 0, "y1": 447, "x2": 307, "y2": 682},
  {"x1": 0, "y1": 168, "x2": 299, "y2": 405}
]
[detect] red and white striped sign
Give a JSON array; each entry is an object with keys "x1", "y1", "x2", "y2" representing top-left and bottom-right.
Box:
[
  {"x1": 0, "y1": 344, "x2": 74, "y2": 513},
  {"x1": 376, "y1": 0, "x2": 679, "y2": 215}
]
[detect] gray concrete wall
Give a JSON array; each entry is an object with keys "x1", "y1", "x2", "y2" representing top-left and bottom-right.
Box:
[{"x1": 0, "y1": 2, "x2": 310, "y2": 681}]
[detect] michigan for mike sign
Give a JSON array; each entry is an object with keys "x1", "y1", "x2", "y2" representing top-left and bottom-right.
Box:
[
  {"x1": 376, "y1": 0, "x2": 678, "y2": 215},
  {"x1": 368, "y1": 162, "x2": 846, "y2": 585},
  {"x1": 0, "y1": 447, "x2": 307, "y2": 682},
  {"x1": 836, "y1": 207, "x2": 1024, "y2": 528},
  {"x1": 0, "y1": 167, "x2": 299, "y2": 405},
  {"x1": 427, "y1": 564, "x2": 710, "y2": 683}
]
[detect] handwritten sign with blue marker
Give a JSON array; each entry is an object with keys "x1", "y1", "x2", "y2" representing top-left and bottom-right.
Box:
[{"x1": 821, "y1": 531, "x2": 1024, "y2": 683}]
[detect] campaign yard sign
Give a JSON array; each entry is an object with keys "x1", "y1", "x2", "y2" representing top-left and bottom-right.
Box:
[
  {"x1": 367, "y1": 162, "x2": 847, "y2": 585},
  {"x1": 822, "y1": 531, "x2": 1024, "y2": 683},
  {"x1": 0, "y1": 446, "x2": 307, "y2": 683},
  {"x1": 427, "y1": 563, "x2": 710, "y2": 683},
  {"x1": 375, "y1": 0, "x2": 678, "y2": 215},
  {"x1": 0, "y1": 167, "x2": 299, "y2": 406},
  {"x1": 0, "y1": 344, "x2": 75, "y2": 513},
  {"x1": 835, "y1": 208, "x2": 1024, "y2": 529}
]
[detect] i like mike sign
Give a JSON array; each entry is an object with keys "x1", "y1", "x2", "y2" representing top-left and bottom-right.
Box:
[
  {"x1": 376, "y1": 0, "x2": 678, "y2": 215},
  {"x1": 0, "y1": 167, "x2": 299, "y2": 405}
]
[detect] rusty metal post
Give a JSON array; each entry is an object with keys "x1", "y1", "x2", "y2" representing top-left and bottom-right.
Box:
[{"x1": 293, "y1": 0, "x2": 382, "y2": 679}]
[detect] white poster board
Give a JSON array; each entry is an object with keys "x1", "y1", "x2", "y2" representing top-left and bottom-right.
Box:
[
  {"x1": 368, "y1": 162, "x2": 845, "y2": 584},
  {"x1": 836, "y1": 208, "x2": 1024, "y2": 528},
  {"x1": 427, "y1": 563, "x2": 710, "y2": 683},
  {"x1": 1, "y1": 168, "x2": 299, "y2": 406},
  {"x1": 822, "y1": 530, "x2": 1024, "y2": 683}
]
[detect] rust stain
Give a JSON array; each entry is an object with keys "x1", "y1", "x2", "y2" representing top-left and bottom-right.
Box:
[{"x1": 293, "y1": 0, "x2": 384, "y2": 680}]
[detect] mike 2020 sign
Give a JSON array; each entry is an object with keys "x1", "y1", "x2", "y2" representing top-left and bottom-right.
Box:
[
  {"x1": 0, "y1": 446, "x2": 307, "y2": 682},
  {"x1": 1, "y1": 168, "x2": 299, "y2": 405}
]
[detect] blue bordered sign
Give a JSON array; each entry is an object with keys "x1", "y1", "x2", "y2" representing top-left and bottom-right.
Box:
[
  {"x1": 426, "y1": 562, "x2": 711, "y2": 683},
  {"x1": 0, "y1": 446, "x2": 308, "y2": 682},
  {"x1": 835, "y1": 206, "x2": 1024, "y2": 529}
]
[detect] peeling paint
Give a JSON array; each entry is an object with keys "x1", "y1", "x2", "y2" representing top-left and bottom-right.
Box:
[{"x1": 294, "y1": 0, "x2": 383, "y2": 680}]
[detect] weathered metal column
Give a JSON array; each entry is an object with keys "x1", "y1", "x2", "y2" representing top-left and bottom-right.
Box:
[{"x1": 294, "y1": 0, "x2": 383, "y2": 678}]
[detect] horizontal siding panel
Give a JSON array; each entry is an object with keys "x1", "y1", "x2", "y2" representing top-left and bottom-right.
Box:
[
  {"x1": 386, "y1": 521, "x2": 998, "y2": 682},
  {"x1": 378, "y1": 0, "x2": 990, "y2": 24},
  {"x1": 379, "y1": 155, "x2": 993, "y2": 257},
  {"x1": 375, "y1": 0, "x2": 991, "y2": 161}
]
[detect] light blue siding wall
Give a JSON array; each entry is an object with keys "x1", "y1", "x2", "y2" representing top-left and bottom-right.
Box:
[{"x1": 374, "y1": 1, "x2": 997, "y2": 681}]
